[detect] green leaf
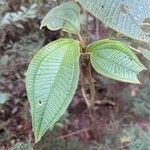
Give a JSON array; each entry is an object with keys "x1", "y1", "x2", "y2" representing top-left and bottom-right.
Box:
[
  {"x1": 79, "y1": 0, "x2": 150, "y2": 43},
  {"x1": 41, "y1": 2, "x2": 80, "y2": 34},
  {"x1": 88, "y1": 39, "x2": 146, "y2": 83},
  {"x1": 26, "y1": 38, "x2": 80, "y2": 142}
]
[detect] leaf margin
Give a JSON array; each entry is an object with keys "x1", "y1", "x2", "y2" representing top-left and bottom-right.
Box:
[{"x1": 87, "y1": 39, "x2": 146, "y2": 83}]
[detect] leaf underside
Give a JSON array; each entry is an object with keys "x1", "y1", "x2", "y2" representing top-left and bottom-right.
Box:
[
  {"x1": 26, "y1": 38, "x2": 80, "y2": 142},
  {"x1": 79, "y1": 0, "x2": 150, "y2": 43},
  {"x1": 88, "y1": 40, "x2": 146, "y2": 83},
  {"x1": 41, "y1": 2, "x2": 80, "y2": 34}
]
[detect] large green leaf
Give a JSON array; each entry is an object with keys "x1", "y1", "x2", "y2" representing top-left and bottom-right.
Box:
[
  {"x1": 88, "y1": 40, "x2": 146, "y2": 83},
  {"x1": 26, "y1": 38, "x2": 80, "y2": 142},
  {"x1": 79, "y1": 0, "x2": 150, "y2": 43},
  {"x1": 41, "y1": 2, "x2": 80, "y2": 34}
]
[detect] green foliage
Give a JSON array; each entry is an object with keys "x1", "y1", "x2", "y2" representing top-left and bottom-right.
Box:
[
  {"x1": 41, "y1": 2, "x2": 81, "y2": 34},
  {"x1": 79, "y1": 0, "x2": 150, "y2": 43},
  {"x1": 88, "y1": 39, "x2": 146, "y2": 83},
  {"x1": 121, "y1": 83, "x2": 150, "y2": 116},
  {"x1": 26, "y1": 38, "x2": 80, "y2": 142},
  {"x1": 0, "y1": 4, "x2": 38, "y2": 29}
]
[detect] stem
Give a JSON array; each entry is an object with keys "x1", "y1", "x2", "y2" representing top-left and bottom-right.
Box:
[
  {"x1": 80, "y1": 67, "x2": 91, "y2": 108},
  {"x1": 80, "y1": 54, "x2": 95, "y2": 107},
  {"x1": 78, "y1": 32, "x2": 99, "y2": 141},
  {"x1": 78, "y1": 34, "x2": 86, "y2": 50},
  {"x1": 80, "y1": 62, "x2": 99, "y2": 141},
  {"x1": 85, "y1": 60, "x2": 95, "y2": 107},
  {"x1": 78, "y1": 32, "x2": 95, "y2": 107}
]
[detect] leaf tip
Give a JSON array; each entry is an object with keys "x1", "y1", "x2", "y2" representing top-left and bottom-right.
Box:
[
  {"x1": 137, "y1": 80, "x2": 142, "y2": 85},
  {"x1": 35, "y1": 134, "x2": 41, "y2": 143},
  {"x1": 40, "y1": 20, "x2": 46, "y2": 29},
  {"x1": 40, "y1": 24, "x2": 43, "y2": 30}
]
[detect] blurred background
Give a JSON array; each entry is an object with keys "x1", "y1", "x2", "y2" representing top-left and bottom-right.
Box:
[{"x1": 0, "y1": 0, "x2": 150, "y2": 149}]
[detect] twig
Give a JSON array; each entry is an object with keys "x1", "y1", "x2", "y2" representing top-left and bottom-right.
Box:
[
  {"x1": 56, "y1": 128, "x2": 91, "y2": 140},
  {"x1": 95, "y1": 100, "x2": 116, "y2": 106}
]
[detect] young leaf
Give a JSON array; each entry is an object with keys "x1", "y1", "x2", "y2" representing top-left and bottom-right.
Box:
[
  {"x1": 79, "y1": 0, "x2": 150, "y2": 43},
  {"x1": 26, "y1": 38, "x2": 80, "y2": 142},
  {"x1": 88, "y1": 40, "x2": 146, "y2": 83},
  {"x1": 41, "y1": 2, "x2": 80, "y2": 34}
]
